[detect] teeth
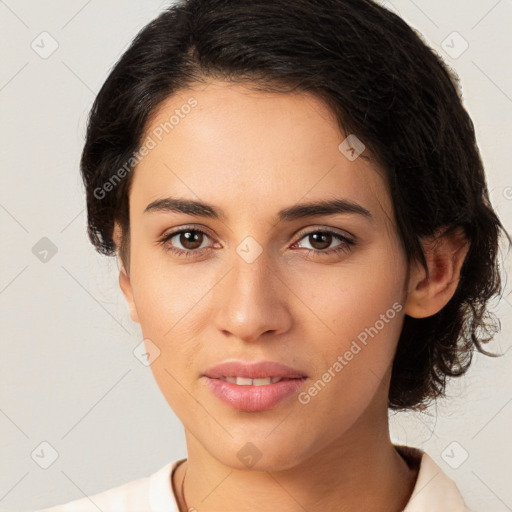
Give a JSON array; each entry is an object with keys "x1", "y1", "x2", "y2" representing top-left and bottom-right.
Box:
[{"x1": 219, "y1": 376, "x2": 284, "y2": 385}]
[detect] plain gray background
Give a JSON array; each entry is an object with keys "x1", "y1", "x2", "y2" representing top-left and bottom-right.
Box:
[{"x1": 1, "y1": 1, "x2": 511, "y2": 511}]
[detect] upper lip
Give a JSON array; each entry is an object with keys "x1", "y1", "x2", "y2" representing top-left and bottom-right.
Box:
[{"x1": 203, "y1": 360, "x2": 308, "y2": 379}]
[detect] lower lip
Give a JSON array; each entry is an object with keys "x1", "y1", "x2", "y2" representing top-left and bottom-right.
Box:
[{"x1": 203, "y1": 376, "x2": 308, "y2": 412}]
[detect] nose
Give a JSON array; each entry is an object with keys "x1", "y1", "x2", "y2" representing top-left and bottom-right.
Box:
[{"x1": 212, "y1": 249, "x2": 293, "y2": 344}]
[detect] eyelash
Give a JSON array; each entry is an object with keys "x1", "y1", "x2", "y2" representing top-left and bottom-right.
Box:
[{"x1": 158, "y1": 226, "x2": 356, "y2": 259}]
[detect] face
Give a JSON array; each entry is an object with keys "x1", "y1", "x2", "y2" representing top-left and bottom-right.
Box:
[{"x1": 118, "y1": 80, "x2": 410, "y2": 471}]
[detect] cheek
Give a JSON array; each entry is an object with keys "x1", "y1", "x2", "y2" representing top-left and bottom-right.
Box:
[
  {"x1": 293, "y1": 244, "x2": 406, "y2": 396},
  {"x1": 298, "y1": 246, "x2": 405, "y2": 340},
  {"x1": 130, "y1": 256, "x2": 208, "y2": 412},
  {"x1": 130, "y1": 250, "x2": 212, "y2": 337},
  {"x1": 127, "y1": 245, "x2": 209, "y2": 380},
  {"x1": 291, "y1": 289, "x2": 404, "y2": 444}
]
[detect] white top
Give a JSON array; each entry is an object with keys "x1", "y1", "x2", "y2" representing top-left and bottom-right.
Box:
[{"x1": 32, "y1": 447, "x2": 468, "y2": 512}]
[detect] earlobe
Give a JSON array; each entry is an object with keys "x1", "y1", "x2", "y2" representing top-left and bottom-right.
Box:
[
  {"x1": 118, "y1": 258, "x2": 140, "y2": 324},
  {"x1": 113, "y1": 222, "x2": 139, "y2": 324},
  {"x1": 404, "y1": 227, "x2": 470, "y2": 319}
]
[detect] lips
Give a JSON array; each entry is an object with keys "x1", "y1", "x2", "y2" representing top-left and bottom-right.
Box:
[
  {"x1": 202, "y1": 360, "x2": 309, "y2": 411},
  {"x1": 202, "y1": 360, "x2": 308, "y2": 380}
]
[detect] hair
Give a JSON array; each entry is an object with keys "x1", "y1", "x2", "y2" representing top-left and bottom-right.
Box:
[{"x1": 80, "y1": 0, "x2": 509, "y2": 410}]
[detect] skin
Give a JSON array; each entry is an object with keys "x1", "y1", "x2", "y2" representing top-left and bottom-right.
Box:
[{"x1": 115, "y1": 80, "x2": 469, "y2": 512}]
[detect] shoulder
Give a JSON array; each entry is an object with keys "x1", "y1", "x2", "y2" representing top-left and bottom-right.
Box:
[
  {"x1": 397, "y1": 445, "x2": 469, "y2": 512},
  {"x1": 30, "y1": 459, "x2": 181, "y2": 512}
]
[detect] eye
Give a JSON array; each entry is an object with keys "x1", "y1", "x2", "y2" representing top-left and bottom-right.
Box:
[
  {"x1": 292, "y1": 228, "x2": 356, "y2": 257},
  {"x1": 159, "y1": 227, "x2": 216, "y2": 258}
]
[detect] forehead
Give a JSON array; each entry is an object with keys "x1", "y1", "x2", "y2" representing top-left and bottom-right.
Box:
[{"x1": 131, "y1": 81, "x2": 393, "y2": 225}]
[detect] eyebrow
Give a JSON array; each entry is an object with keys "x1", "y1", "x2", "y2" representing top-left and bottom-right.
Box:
[{"x1": 143, "y1": 197, "x2": 373, "y2": 223}]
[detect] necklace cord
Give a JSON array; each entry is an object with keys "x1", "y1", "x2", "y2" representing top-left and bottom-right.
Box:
[{"x1": 180, "y1": 464, "x2": 188, "y2": 512}]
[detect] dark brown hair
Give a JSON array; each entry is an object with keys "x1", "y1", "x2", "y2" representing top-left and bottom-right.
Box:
[{"x1": 80, "y1": 0, "x2": 509, "y2": 410}]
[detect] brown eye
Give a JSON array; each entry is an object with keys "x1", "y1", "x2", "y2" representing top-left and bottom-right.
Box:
[
  {"x1": 293, "y1": 228, "x2": 355, "y2": 257},
  {"x1": 307, "y1": 232, "x2": 333, "y2": 250},
  {"x1": 160, "y1": 228, "x2": 213, "y2": 256},
  {"x1": 176, "y1": 230, "x2": 205, "y2": 250}
]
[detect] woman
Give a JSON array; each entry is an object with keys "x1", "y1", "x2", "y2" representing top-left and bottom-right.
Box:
[{"x1": 34, "y1": 0, "x2": 508, "y2": 510}]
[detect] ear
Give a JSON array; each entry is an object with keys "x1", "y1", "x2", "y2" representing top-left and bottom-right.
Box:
[
  {"x1": 404, "y1": 227, "x2": 470, "y2": 318},
  {"x1": 114, "y1": 222, "x2": 139, "y2": 324}
]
